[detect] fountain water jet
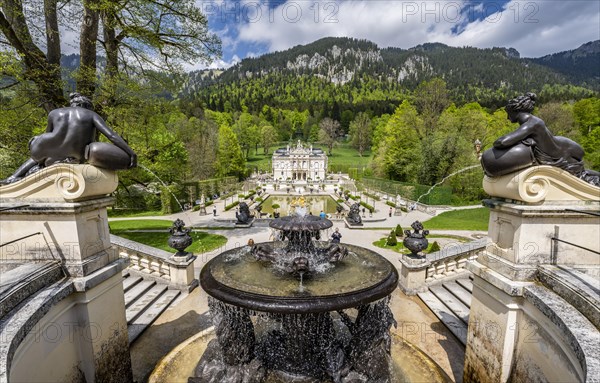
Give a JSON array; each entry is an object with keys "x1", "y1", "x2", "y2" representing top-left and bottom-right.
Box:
[
  {"x1": 139, "y1": 164, "x2": 187, "y2": 214},
  {"x1": 416, "y1": 164, "x2": 481, "y2": 204}
]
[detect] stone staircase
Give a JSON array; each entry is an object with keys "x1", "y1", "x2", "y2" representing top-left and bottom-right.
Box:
[
  {"x1": 122, "y1": 271, "x2": 181, "y2": 344},
  {"x1": 418, "y1": 275, "x2": 474, "y2": 346}
]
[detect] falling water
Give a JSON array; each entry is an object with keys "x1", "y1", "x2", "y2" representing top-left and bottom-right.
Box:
[
  {"x1": 298, "y1": 272, "x2": 305, "y2": 293},
  {"x1": 296, "y1": 206, "x2": 307, "y2": 217},
  {"x1": 416, "y1": 164, "x2": 481, "y2": 204},
  {"x1": 139, "y1": 164, "x2": 187, "y2": 214}
]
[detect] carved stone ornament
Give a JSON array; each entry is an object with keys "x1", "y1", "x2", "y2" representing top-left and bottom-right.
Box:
[
  {"x1": 0, "y1": 164, "x2": 118, "y2": 202},
  {"x1": 483, "y1": 165, "x2": 600, "y2": 203}
]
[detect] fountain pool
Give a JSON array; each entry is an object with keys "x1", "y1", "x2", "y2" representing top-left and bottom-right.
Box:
[{"x1": 259, "y1": 195, "x2": 341, "y2": 215}]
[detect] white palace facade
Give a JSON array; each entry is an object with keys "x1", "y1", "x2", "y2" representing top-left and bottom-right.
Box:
[{"x1": 272, "y1": 141, "x2": 328, "y2": 181}]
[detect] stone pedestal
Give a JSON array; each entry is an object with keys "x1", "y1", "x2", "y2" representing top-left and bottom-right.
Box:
[
  {"x1": 478, "y1": 199, "x2": 600, "y2": 281},
  {"x1": 464, "y1": 166, "x2": 600, "y2": 383},
  {"x1": 170, "y1": 252, "x2": 199, "y2": 292},
  {"x1": 398, "y1": 255, "x2": 430, "y2": 295},
  {"x1": 0, "y1": 164, "x2": 132, "y2": 382}
]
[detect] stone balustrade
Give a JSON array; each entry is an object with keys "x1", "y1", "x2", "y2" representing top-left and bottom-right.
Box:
[
  {"x1": 110, "y1": 234, "x2": 198, "y2": 292},
  {"x1": 398, "y1": 238, "x2": 487, "y2": 295}
]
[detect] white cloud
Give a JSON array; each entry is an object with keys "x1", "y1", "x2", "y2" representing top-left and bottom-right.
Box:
[
  {"x1": 234, "y1": 0, "x2": 600, "y2": 57},
  {"x1": 184, "y1": 54, "x2": 241, "y2": 71},
  {"x1": 440, "y1": 1, "x2": 600, "y2": 57}
]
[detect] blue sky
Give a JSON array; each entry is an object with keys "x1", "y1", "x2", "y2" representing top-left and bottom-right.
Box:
[{"x1": 191, "y1": 0, "x2": 600, "y2": 70}]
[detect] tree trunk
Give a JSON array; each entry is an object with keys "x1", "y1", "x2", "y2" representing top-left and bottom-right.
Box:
[
  {"x1": 44, "y1": 0, "x2": 60, "y2": 66},
  {"x1": 78, "y1": 0, "x2": 99, "y2": 98},
  {"x1": 102, "y1": 8, "x2": 119, "y2": 80},
  {"x1": 0, "y1": 2, "x2": 66, "y2": 112}
]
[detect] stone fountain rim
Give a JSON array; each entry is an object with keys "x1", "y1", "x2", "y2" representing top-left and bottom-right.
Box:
[
  {"x1": 269, "y1": 215, "x2": 333, "y2": 231},
  {"x1": 200, "y1": 242, "x2": 399, "y2": 314}
]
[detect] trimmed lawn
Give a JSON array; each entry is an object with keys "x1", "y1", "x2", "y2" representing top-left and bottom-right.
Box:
[
  {"x1": 107, "y1": 209, "x2": 164, "y2": 217},
  {"x1": 423, "y1": 208, "x2": 489, "y2": 231},
  {"x1": 109, "y1": 219, "x2": 227, "y2": 254},
  {"x1": 109, "y1": 219, "x2": 173, "y2": 231},
  {"x1": 327, "y1": 145, "x2": 372, "y2": 168}
]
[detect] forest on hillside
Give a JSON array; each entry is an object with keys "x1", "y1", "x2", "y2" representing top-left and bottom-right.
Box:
[
  {"x1": 3, "y1": 75, "x2": 599, "y2": 209},
  {"x1": 1, "y1": 3, "x2": 599, "y2": 210}
]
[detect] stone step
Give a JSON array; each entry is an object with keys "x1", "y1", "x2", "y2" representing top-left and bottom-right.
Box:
[
  {"x1": 128, "y1": 289, "x2": 180, "y2": 344},
  {"x1": 122, "y1": 275, "x2": 142, "y2": 292},
  {"x1": 124, "y1": 280, "x2": 156, "y2": 308},
  {"x1": 418, "y1": 291, "x2": 468, "y2": 346},
  {"x1": 429, "y1": 285, "x2": 470, "y2": 324},
  {"x1": 121, "y1": 269, "x2": 130, "y2": 278},
  {"x1": 456, "y1": 278, "x2": 473, "y2": 293},
  {"x1": 444, "y1": 281, "x2": 473, "y2": 308},
  {"x1": 537, "y1": 265, "x2": 600, "y2": 329},
  {"x1": 0, "y1": 261, "x2": 65, "y2": 320},
  {"x1": 125, "y1": 284, "x2": 167, "y2": 323}
]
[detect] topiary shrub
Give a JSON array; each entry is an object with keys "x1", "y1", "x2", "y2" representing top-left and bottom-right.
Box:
[
  {"x1": 429, "y1": 241, "x2": 441, "y2": 253},
  {"x1": 386, "y1": 230, "x2": 398, "y2": 246},
  {"x1": 395, "y1": 224, "x2": 403, "y2": 237}
]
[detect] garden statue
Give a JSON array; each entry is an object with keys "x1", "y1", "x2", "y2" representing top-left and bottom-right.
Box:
[
  {"x1": 1, "y1": 93, "x2": 137, "y2": 185},
  {"x1": 403, "y1": 221, "x2": 429, "y2": 257},
  {"x1": 168, "y1": 219, "x2": 193, "y2": 257},
  {"x1": 347, "y1": 203, "x2": 362, "y2": 225},
  {"x1": 481, "y1": 92, "x2": 599, "y2": 186},
  {"x1": 236, "y1": 202, "x2": 254, "y2": 224}
]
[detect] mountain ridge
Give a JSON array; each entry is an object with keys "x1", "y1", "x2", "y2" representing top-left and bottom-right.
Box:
[{"x1": 182, "y1": 37, "x2": 598, "y2": 112}]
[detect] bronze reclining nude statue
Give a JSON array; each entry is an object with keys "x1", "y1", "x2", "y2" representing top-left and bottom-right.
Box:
[
  {"x1": 1, "y1": 93, "x2": 136, "y2": 184},
  {"x1": 481, "y1": 92, "x2": 599, "y2": 186}
]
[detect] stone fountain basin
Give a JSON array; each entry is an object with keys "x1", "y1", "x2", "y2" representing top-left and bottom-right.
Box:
[
  {"x1": 200, "y1": 242, "x2": 399, "y2": 314},
  {"x1": 149, "y1": 329, "x2": 451, "y2": 383}
]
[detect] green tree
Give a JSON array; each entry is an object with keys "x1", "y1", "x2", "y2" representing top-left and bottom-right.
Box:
[
  {"x1": 185, "y1": 117, "x2": 219, "y2": 180},
  {"x1": 573, "y1": 98, "x2": 600, "y2": 170},
  {"x1": 573, "y1": 98, "x2": 600, "y2": 136},
  {"x1": 233, "y1": 112, "x2": 259, "y2": 158},
  {"x1": 216, "y1": 124, "x2": 245, "y2": 177},
  {"x1": 414, "y1": 78, "x2": 450, "y2": 138},
  {"x1": 318, "y1": 117, "x2": 341, "y2": 155},
  {"x1": 537, "y1": 102, "x2": 576, "y2": 138},
  {"x1": 581, "y1": 127, "x2": 600, "y2": 170},
  {"x1": 427, "y1": 102, "x2": 489, "y2": 200},
  {"x1": 371, "y1": 100, "x2": 422, "y2": 181},
  {"x1": 349, "y1": 113, "x2": 373, "y2": 156},
  {"x1": 260, "y1": 124, "x2": 278, "y2": 155},
  {"x1": 0, "y1": 0, "x2": 220, "y2": 109},
  {"x1": 0, "y1": 92, "x2": 46, "y2": 179},
  {"x1": 340, "y1": 109, "x2": 354, "y2": 133}
]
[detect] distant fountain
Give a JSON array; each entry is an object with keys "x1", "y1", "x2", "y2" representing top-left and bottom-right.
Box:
[{"x1": 194, "y1": 210, "x2": 400, "y2": 382}]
